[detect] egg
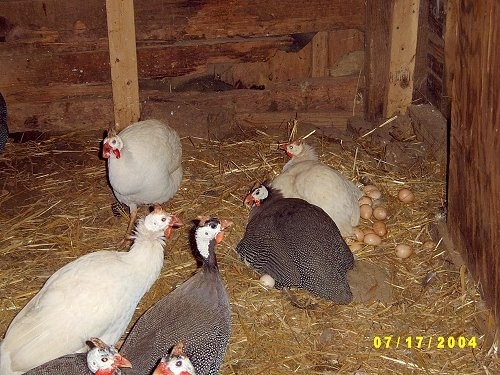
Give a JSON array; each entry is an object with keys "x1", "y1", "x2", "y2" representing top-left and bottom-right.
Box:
[
  {"x1": 349, "y1": 243, "x2": 363, "y2": 252},
  {"x1": 259, "y1": 274, "x2": 275, "y2": 288},
  {"x1": 353, "y1": 227, "x2": 365, "y2": 242},
  {"x1": 398, "y1": 188, "x2": 414, "y2": 203},
  {"x1": 395, "y1": 244, "x2": 413, "y2": 259},
  {"x1": 372, "y1": 220, "x2": 387, "y2": 236},
  {"x1": 363, "y1": 233, "x2": 382, "y2": 246},
  {"x1": 363, "y1": 185, "x2": 382, "y2": 200},
  {"x1": 359, "y1": 204, "x2": 373, "y2": 219},
  {"x1": 422, "y1": 240, "x2": 436, "y2": 250},
  {"x1": 358, "y1": 195, "x2": 373, "y2": 206},
  {"x1": 372, "y1": 206, "x2": 388, "y2": 220}
]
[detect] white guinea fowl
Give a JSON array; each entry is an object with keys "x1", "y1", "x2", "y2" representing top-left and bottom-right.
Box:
[
  {"x1": 152, "y1": 342, "x2": 196, "y2": 375},
  {"x1": 0, "y1": 206, "x2": 182, "y2": 375},
  {"x1": 102, "y1": 119, "x2": 183, "y2": 243},
  {"x1": 270, "y1": 139, "x2": 363, "y2": 237}
]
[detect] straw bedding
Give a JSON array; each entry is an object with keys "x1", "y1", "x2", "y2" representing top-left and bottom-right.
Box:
[{"x1": 0, "y1": 124, "x2": 497, "y2": 374}]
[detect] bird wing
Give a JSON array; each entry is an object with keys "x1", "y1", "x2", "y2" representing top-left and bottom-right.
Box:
[{"x1": 3, "y1": 252, "x2": 137, "y2": 372}]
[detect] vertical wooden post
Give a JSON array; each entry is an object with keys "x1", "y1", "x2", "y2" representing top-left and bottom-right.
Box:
[
  {"x1": 364, "y1": 0, "x2": 394, "y2": 121},
  {"x1": 106, "y1": 0, "x2": 140, "y2": 130},
  {"x1": 311, "y1": 31, "x2": 329, "y2": 77},
  {"x1": 386, "y1": 0, "x2": 420, "y2": 116}
]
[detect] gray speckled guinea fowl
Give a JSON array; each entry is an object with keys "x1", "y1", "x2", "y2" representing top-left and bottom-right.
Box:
[
  {"x1": 0, "y1": 92, "x2": 8, "y2": 152},
  {"x1": 236, "y1": 184, "x2": 354, "y2": 304},
  {"x1": 120, "y1": 217, "x2": 232, "y2": 375},
  {"x1": 24, "y1": 338, "x2": 131, "y2": 375}
]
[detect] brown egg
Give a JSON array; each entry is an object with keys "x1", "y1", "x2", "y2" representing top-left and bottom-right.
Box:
[
  {"x1": 364, "y1": 184, "x2": 382, "y2": 200},
  {"x1": 353, "y1": 227, "x2": 365, "y2": 242},
  {"x1": 358, "y1": 195, "x2": 373, "y2": 206},
  {"x1": 372, "y1": 220, "x2": 387, "y2": 237},
  {"x1": 363, "y1": 233, "x2": 382, "y2": 246},
  {"x1": 372, "y1": 206, "x2": 388, "y2": 220},
  {"x1": 395, "y1": 244, "x2": 413, "y2": 258},
  {"x1": 398, "y1": 188, "x2": 415, "y2": 203},
  {"x1": 359, "y1": 204, "x2": 373, "y2": 219},
  {"x1": 349, "y1": 242, "x2": 364, "y2": 252}
]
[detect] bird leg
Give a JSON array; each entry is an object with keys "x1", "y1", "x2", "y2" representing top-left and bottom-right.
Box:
[
  {"x1": 281, "y1": 287, "x2": 317, "y2": 310},
  {"x1": 119, "y1": 208, "x2": 138, "y2": 248}
]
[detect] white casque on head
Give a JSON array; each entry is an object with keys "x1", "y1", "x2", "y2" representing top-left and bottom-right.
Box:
[
  {"x1": 195, "y1": 219, "x2": 222, "y2": 259},
  {"x1": 252, "y1": 185, "x2": 269, "y2": 201}
]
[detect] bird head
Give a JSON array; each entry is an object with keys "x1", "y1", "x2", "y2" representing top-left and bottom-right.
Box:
[
  {"x1": 153, "y1": 342, "x2": 196, "y2": 375},
  {"x1": 244, "y1": 185, "x2": 269, "y2": 207},
  {"x1": 144, "y1": 205, "x2": 183, "y2": 238},
  {"x1": 102, "y1": 129, "x2": 123, "y2": 159},
  {"x1": 86, "y1": 337, "x2": 132, "y2": 375},
  {"x1": 278, "y1": 139, "x2": 303, "y2": 158}
]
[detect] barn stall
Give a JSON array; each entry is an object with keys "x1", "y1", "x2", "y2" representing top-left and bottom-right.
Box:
[{"x1": 0, "y1": 0, "x2": 498, "y2": 374}]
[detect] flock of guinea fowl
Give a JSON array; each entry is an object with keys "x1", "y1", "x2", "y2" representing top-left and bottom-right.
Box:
[{"x1": 0, "y1": 118, "x2": 365, "y2": 375}]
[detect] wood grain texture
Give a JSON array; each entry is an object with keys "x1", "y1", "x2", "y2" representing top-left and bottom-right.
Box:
[
  {"x1": 106, "y1": 0, "x2": 140, "y2": 129},
  {"x1": 447, "y1": 0, "x2": 500, "y2": 331},
  {"x1": 0, "y1": 0, "x2": 365, "y2": 43},
  {"x1": 364, "y1": 0, "x2": 393, "y2": 121}
]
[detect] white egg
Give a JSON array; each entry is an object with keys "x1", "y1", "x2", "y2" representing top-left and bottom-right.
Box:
[
  {"x1": 395, "y1": 244, "x2": 413, "y2": 259},
  {"x1": 259, "y1": 274, "x2": 275, "y2": 288}
]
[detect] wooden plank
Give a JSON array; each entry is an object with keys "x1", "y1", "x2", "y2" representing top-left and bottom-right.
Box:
[
  {"x1": 311, "y1": 31, "x2": 329, "y2": 77},
  {"x1": 106, "y1": 0, "x2": 140, "y2": 129},
  {"x1": 447, "y1": 0, "x2": 500, "y2": 332},
  {"x1": 4, "y1": 75, "x2": 361, "y2": 134},
  {"x1": 364, "y1": 0, "x2": 393, "y2": 121},
  {"x1": 0, "y1": 0, "x2": 365, "y2": 43},
  {"x1": 0, "y1": 37, "x2": 294, "y2": 92},
  {"x1": 385, "y1": 0, "x2": 421, "y2": 116}
]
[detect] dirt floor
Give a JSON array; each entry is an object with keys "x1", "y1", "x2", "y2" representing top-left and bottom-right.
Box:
[{"x1": 0, "y1": 118, "x2": 498, "y2": 374}]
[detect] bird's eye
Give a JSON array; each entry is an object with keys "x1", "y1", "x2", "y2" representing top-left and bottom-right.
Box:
[
  {"x1": 101, "y1": 357, "x2": 109, "y2": 363},
  {"x1": 161, "y1": 217, "x2": 167, "y2": 222},
  {"x1": 255, "y1": 189, "x2": 260, "y2": 195},
  {"x1": 210, "y1": 222, "x2": 217, "y2": 229},
  {"x1": 111, "y1": 139, "x2": 116, "y2": 145},
  {"x1": 176, "y1": 360, "x2": 183, "y2": 367},
  {"x1": 289, "y1": 145, "x2": 294, "y2": 150}
]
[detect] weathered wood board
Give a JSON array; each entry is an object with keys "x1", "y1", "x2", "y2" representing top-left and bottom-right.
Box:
[{"x1": 447, "y1": 0, "x2": 500, "y2": 331}]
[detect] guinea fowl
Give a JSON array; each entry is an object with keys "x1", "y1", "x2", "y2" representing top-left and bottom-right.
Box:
[
  {"x1": 0, "y1": 206, "x2": 182, "y2": 375},
  {"x1": 236, "y1": 184, "x2": 355, "y2": 304},
  {"x1": 270, "y1": 139, "x2": 362, "y2": 237},
  {"x1": 152, "y1": 342, "x2": 196, "y2": 375},
  {"x1": 120, "y1": 217, "x2": 232, "y2": 375},
  {"x1": 24, "y1": 338, "x2": 132, "y2": 375},
  {"x1": 102, "y1": 119, "x2": 183, "y2": 243}
]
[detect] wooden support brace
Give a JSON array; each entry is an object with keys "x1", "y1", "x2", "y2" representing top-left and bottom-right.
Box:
[
  {"x1": 386, "y1": 0, "x2": 421, "y2": 117},
  {"x1": 106, "y1": 0, "x2": 140, "y2": 130}
]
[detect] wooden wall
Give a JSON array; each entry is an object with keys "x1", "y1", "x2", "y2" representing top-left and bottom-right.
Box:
[
  {"x1": 0, "y1": 0, "x2": 366, "y2": 136},
  {"x1": 447, "y1": 0, "x2": 500, "y2": 330}
]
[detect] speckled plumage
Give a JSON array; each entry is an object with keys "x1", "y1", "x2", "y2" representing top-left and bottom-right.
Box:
[
  {"x1": 0, "y1": 92, "x2": 9, "y2": 152},
  {"x1": 236, "y1": 185, "x2": 354, "y2": 304},
  {"x1": 120, "y1": 218, "x2": 231, "y2": 375}
]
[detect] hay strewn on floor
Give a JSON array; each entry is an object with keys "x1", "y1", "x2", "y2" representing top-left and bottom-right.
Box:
[{"x1": 0, "y1": 126, "x2": 497, "y2": 375}]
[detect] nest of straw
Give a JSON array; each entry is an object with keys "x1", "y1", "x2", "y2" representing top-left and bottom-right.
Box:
[{"x1": 0, "y1": 123, "x2": 497, "y2": 375}]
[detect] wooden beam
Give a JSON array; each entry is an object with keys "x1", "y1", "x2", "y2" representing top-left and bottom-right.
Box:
[
  {"x1": 364, "y1": 0, "x2": 393, "y2": 121},
  {"x1": 385, "y1": 0, "x2": 421, "y2": 116},
  {"x1": 447, "y1": 0, "x2": 500, "y2": 332},
  {"x1": 311, "y1": 31, "x2": 329, "y2": 77},
  {"x1": 106, "y1": 0, "x2": 140, "y2": 130}
]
